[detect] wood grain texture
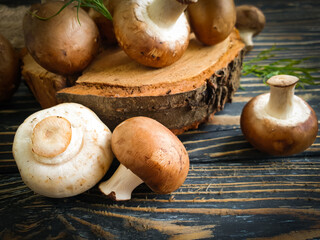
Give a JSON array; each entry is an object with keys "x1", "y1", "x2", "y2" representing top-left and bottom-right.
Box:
[{"x1": 0, "y1": 0, "x2": 320, "y2": 239}]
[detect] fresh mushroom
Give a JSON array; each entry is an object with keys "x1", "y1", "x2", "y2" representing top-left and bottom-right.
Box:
[
  {"x1": 112, "y1": 0, "x2": 196, "y2": 68},
  {"x1": 23, "y1": 1, "x2": 100, "y2": 75},
  {"x1": 240, "y1": 75, "x2": 318, "y2": 156},
  {"x1": 187, "y1": 0, "x2": 236, "y2": 45},
  {"x1": 235, "y1": 5, "x2": 266, "y2": 51},
  {"x1": 88, "y1": 0, "x2": 118, "y2": 46},
  {"x1": 0, "y1": 33, "x2": 20, "y2": 102},
  {"x1": 12, "y1": 103, "x2": 113, "y2": 198},
  {"x1": 99, "y1": 116, "x2": 189, "y2": 201}
]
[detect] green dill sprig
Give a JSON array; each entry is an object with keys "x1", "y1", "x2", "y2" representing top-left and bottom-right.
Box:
[
  {"x1": 30, "y1": 0, "x2": 112, "y2": 24},
  {"x1": 242, "y1": 46, "x2": 319, "y2": 88},
  {"x1": 80, "y1": 0, "x2": 112, "y2": 20}
]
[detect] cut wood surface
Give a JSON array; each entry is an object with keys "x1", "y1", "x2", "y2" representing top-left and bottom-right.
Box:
[
  {"x1": 61, "y1": 31, "x2": 242, "y2": 97},
  {"x1": 1, "y1": 0, "x2": 320, "y2": 239}
]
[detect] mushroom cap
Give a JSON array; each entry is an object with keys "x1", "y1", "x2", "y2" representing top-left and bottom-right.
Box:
[
  {"x1": 177, "y1": 0, "x2": 198, "y2": 3},
  {"x1": 23, "y1": 2, "x2": 100, "y2": 75},
  {"x1": 187, "y1": 0, "x2": 236, "y2": 45},
  {"x1": 0, "y1": 34, "x2": 20, "y2": 102},
  {"x1": 111, "y1": 116, "x2": 189, "y2": 194},
  {"x1": 113, "y1": 0, "x2": 190, "y2": 68},
  {"x1": 240, "y1": 93, "x2": 318, "y2": 156},
  {"x1": 236, "y1": 5, "x2": 266, "y2": 36},
  {"x1": 13, "y1": 103, "x2": 113, "y2": 198},
  {"x1": 88, "y1": 0, "x2": 118, "y2": 46}
]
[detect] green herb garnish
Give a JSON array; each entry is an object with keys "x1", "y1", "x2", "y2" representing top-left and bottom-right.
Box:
[
  {"x1": 242, "y1": 46, "x2": 319, "y2": 88},
  {"x1": 31, "y1": 0, "x2": 112, "y2": 24},
  {"x1": 80, "y1": 0, "x2": 112, "y2": 20}
]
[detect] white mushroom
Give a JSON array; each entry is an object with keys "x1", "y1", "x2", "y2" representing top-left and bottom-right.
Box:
[
  {"x1": 13, "y1": 103, "x2": 113, "y2": 198},
  {"x1": 112, "y1": 0, "x2": 197, "y2": 68}
]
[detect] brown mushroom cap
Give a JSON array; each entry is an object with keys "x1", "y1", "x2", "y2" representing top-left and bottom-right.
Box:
[
  {"x1": 23, "y1": 2, "x2": 100, "y2": 75},
  {"x1": 236, "y1": 5, "x2": 266, "y2": 37},
  {"x1": 187, "y1": 0, "x2": 236, "y2": 45},
  {"x1": 240, "y1": 75, "x2": 318, "y2": 156},
  {"x1": 88, "y1": 0, "x2": 118, "y2": 46},
  {"x1": 0, "y1": 34, "x2": 20, "y2": 102},
  {"x1": 112, "y1": 0, "x2": 190, "y2": 68},
  {"x1": 176, "y1": 0, "x2": 197, "y2": 3},
  {"x1": 111, "y1": 116, "x2": 189, "y2": 194}
]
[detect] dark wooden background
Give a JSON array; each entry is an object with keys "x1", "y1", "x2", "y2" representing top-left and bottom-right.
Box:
[{"x1": 1, "y1": 0, "x2": 320, "y2": 239}]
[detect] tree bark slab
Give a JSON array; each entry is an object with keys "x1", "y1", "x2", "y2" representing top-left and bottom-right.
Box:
[{"x1": 22, "y1": 30, "x2": 244, "y2": 134}]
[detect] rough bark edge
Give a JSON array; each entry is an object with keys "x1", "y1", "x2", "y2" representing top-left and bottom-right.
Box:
[{"x1": 172, "y1": 48, "x2": 244, "y2": 134}]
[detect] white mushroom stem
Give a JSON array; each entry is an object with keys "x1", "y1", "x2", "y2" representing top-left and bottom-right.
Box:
[
  {"x1": 239, "y1": 30, "x2": 254, "y2": 49},
  {"x1": 148, "y1": 0, "x2": 189, "y2": 27},
  {"x1": 99, "y1": 164, "x2": 144, "y2": 201},
  {"x1": 265, "y1": 75, "x2": 299, "y2": 120},
  {"x1": 31, "y1": 115, "x2": 84, "y2": 165},
  {"x1": 32, "y1": 116, "x2": 72, "y2": 159}
]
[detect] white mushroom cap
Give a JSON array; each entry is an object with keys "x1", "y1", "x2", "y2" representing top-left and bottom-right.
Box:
[{"x1": 13, "y1": 103, "x2": 113, "y2": 198}]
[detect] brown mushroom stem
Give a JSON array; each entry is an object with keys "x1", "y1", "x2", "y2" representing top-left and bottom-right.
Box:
[
  {"x1": 265, "y1": 76, "x2": 299, "y2": 120},
  {"x1": 99, "y1": 164, "x2": 144, "y2": 201},
  {"x1": 148, "y1": 0, "x2": 189, "y2": 27}
]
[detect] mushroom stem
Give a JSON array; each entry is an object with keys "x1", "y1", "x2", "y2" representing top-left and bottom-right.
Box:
[
  {"x1": 239, "y1": 30, "x2": 254, "y2": 50},
  {"x1": 99, "y1": 164, "x2": 144, "y2": 201},
  {"x1": 265, "y1": 75, "x2": 299, "y2": 120},
  {"x1": 32, "y1": 116, "x2": 72, "y2": 158},
  {"x1": 148, "y1": 0, "x2": 189, "y2": 27}
]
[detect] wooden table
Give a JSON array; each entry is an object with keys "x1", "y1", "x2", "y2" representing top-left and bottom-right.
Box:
[{"x1": 1, "y1": 0, "x2": 320, "y2": 239}]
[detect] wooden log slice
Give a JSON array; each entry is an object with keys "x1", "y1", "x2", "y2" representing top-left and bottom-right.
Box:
[
  {"x1": 22, "y1": 54, "x2": 68, "y2": 108},
  {"x1": 22, "y1": 30, "x2": 244, "y2": 134}
]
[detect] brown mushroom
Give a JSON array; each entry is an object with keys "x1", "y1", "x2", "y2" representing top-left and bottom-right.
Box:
[
  {"x1": 88, "y1": 0, "x2": 118, "y2": 46},
  {"x1": 99, "y1": 116, "x2": 190, "y2": 201},
  {"x1": 0, "y1": 33, "x2": 20, "y2": 102},
  {"x1": 235, "y1": 5, "x2": 266, "y2": 51},
  {"x1": 240, "y1": 75, "x2": 318, "y2": 156},
  {"x1": 23, "y1": 1, "x2": 100, "y2": 75},
  {"x1": 187, "y1": 0, "x2": 236, "y2": 45},
  {"x1": 112, "y1": 0, "x2": 196, "y2": 68}
]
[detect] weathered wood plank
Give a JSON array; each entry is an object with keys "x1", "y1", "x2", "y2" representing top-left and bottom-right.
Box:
[{"x1": 0, "y1": 0, "x2": 320, "y2": 239}]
